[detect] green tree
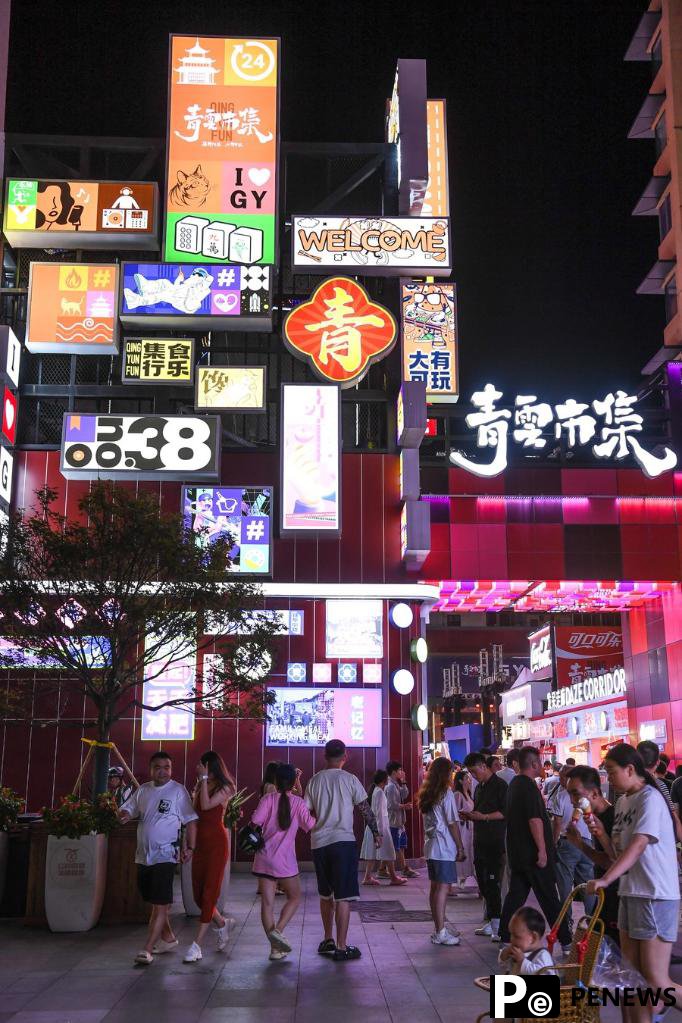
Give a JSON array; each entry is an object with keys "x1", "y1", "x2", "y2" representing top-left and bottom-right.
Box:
[{"x1": 0, "y1": 484, "x2": 280, "y2": 796}]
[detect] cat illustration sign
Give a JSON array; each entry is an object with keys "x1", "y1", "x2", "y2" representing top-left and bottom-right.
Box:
[
  {"x1": 3, "y1": 179, "x2": 158, "y2": 249},
  {"x1": 165, "y1": 36, "x2": 279, "y2": 267},
  {"x1": 26, "y1": 263, "x2": 119, "y2": 355}
]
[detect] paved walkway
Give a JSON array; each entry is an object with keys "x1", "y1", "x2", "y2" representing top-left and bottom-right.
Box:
[{"x1": 0, "y1": 872, "x2": 675, "y2": 1023}]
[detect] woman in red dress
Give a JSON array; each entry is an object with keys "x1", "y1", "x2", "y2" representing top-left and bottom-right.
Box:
[{"x1": 183, "y1": 750, "x2": 235, "y2": 963}]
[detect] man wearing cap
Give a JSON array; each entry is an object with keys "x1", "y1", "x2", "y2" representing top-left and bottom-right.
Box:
[{"x1": 305, "y1": 739, "x2": 380, "y2": 961}]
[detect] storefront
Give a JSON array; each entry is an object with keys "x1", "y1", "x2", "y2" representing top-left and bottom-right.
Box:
[{"x1": 501, "y1": 677, "x2": 551, "y2": 747}]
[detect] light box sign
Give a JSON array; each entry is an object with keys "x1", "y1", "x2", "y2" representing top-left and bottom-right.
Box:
[
  {"x1": 325, "y1": 599, "x2": 383, "y2": 659},
  {"x1": 0, "y1": 327, "x2": 21, "y2": 389},
  {"x1": 60, "y1": 413, "x2": 221, "y2": 481},
  {"x1": 545, "y1": 667, "x2": 627, "y2": 712},
  {"x1": 401, "y1": 500, "x2": 431, "y2": 569},
  {"x1": 26, "y1": 263, "x2": 119, "y2": 355},
  {"x1": 397, "y1": 379, "x2": 427, "y2": 448},
  {"x1": 424, "y1": 100, "x2": 449, "y2": 217},
  {"x1": 120, "y1": 262, "x2": 272, "y2": 331},
  {"x1": 266, "y1": 687, "x2": 382, "y2": 748},
  {"x1": 165, "y1": 36, "x2": 279, "y2": 266},
  {"x1": 385, "y1": 58, "x2": 428, "y2": 215},
  {"x1": 141, "y1": 632, "x2": 196, "y2": 741},
  {"x1": 529, "y1": 625, "x2": 552, "y2": 678},
  {"x1": 0, "y1": 635, "x2": 112, "y2": 669},
  {"x1": 122, "y1": 337, "x2": 194, "y2": 385},
  {"x1": 399, "y1": 447, "x2": 420, "y2": 501},
  {"x1": 402, "y1": 281, "x2": 457, "y2": 403},
  {"x1": 292, "y1": 215, "x2": 451, "y2": 276},
  {"x1": 3, "y1": 179, "x2": 158, "y2": 249},
  {"x1": 280, "y1": 384, "x2": 340, "y2": 535},
  {"x1": 554, "y1": 626, "x2": 623, "y2": 690},
  {"x1": 0, "y1": 447, "x2": 14, "y2": 508},
  {"x1": 182, "y1": 485, "x2": 271, "y2": 575},
  {"x1": 195, "y1": 365, "x2": 266, "y2": 411},
  {"x1": 204, "y1": 608, "x2": 304, "y2": 636}
]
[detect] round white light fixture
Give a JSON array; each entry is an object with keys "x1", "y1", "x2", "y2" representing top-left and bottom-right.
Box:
[
  {"x1": 390, "y1": 602, "x2": 413, "y2": 629},
  {"x1": 410, "y1": 637, "x2": 428, "y2": 663},
  {"x1": 392, "y1": 669, "x2": 415, "y2": 696},
  {"x1": 411, "y1": 704, "x2": 429, "y2": 731},
  {"x1": 599, "y1": 710, "x2": 608, "y2": 732},
  {"x1": 570, "y1": 716, "x2": 580, "y2": 736}
]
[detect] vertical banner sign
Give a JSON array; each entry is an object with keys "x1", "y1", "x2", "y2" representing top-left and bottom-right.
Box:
[
  {"x1": 424, "y1": 100, "x2": 449, "y2": 217},
  {"x1": 165, "y1": 35, "x2": 279, "y2": 266},
  {"x1": 280, "y1": 384, "x2": 341, "y2": 535},
  {"x1": 402, "y1": 281, "x2": 457, "y2": 403},
  {"x1": 141, "y1": 632, "x2": 196, "y2": 741}
]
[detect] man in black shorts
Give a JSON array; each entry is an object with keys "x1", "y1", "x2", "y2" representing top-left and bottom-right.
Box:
[
  {"x1": 305, "y1": 739, "x2": 379, "y2": 961},
  {"x1": 119, "y1": 750, "x2": 198, "y2": 964}
]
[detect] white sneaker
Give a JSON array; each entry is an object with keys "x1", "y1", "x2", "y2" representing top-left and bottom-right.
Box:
[
  {"x1": 431, "y1": 927, "x2": 460, "y2": 946},
  {"x1": 152, "y1": 938, "x2": 179, "y2": 954},
  {"x1": 475, "y1": 922, "x2": 492, "y2": 936},
  {"x1": 216, "y1": 923, "x2": 230, "y2": 951},
  {"x1": 490, "y1": 918, "x2": 501, "y2": 942},
  {"x1": 445, "y1": 921, "x2": 461, "y2": 937},
  {"x1": 183, "y1": 942, "x2": 203, "y2": 963}
]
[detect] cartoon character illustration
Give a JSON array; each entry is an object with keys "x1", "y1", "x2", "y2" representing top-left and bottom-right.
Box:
[
  {"x1": 35, "y1": 181, "x2": 85, "y2": 230},
  {"x1": 124, "y1": 267, "x2": 214, "y2": 314},
  {"x1": 110, "y1": 187, "x2": 140, "y2": 210},
  {"x1": 402, "y1": 283, "x2": 454, "y2": 346},
  {"x1": 169, "y1": 166, "x2": 210, "y2": 208}
]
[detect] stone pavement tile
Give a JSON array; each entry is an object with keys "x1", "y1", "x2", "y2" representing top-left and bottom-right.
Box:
[
  {"x1": 199, "y1": 1011, "x2": 295, "y2": 1023},
  {"x1": 6, "y1": 972, "x2": 68, "y2": 992},
  {"x1": 0, "y1": 994, "x2": 37, "y2": 1014},
  {"x1": 103, "y1": 1012, "x2": 202, "y2": 1023},
  {"x1": 9, "y1": 1013, "x2": 111, "y2": 1023},
  {"x1": 295, "y1": 986, "x2": 388, "y2": 1008},
  {"x1": 205, "y1": 987, "x2": 298, "y2": 1009},
  {"x1": 112, "y1": 988, "x2": 213, "y2": 1012},
  {"x1": 294, "y1": 1009, "x2": 392, "y2": 1023},
  {"x1": 21, "y1": 991, "x2": 128, "y2": 1013}
]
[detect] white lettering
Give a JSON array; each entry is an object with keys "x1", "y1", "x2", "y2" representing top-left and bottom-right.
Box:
[{"x1": 546, "y1": 667, "x2": 626, "y2": 712}]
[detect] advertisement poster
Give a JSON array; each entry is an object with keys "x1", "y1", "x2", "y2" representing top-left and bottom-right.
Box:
[
  {"x1": 434, "y1": 655, "x2": 529, "y2": 697},
  {"x1": 402, "y1": 281, "x2": 457, "y2": 402},
  {"x1": 280, "y1": 384, "x2": 340, "y2": 534},
  {"x1": 27, "y1": 263, "x2": 119, "y2": 355},
  {"x1": 3, "y1": 179, "x2": 157, "y2": 248},
  {"x1": 554, "y1": 626, "x2": 623, "y2": 689},
  {"x1": 0, "y1": 636, "x2": 112, "y2": 670},
  {"x1": 266, "y1": 687, "x2": 382, "y2": 747},
  {"x1": 292, "y1": 215, "x2": 451, "y2": 276},
  {"x1": 60, "y1": 413, "x2": 221, "y2": 481},
  {"x1": 165, "y1": 36, "x2": 278, "y2": 265},
  {"x1": 141, "y1": 632, "x2": 196, "y2": 741},
  {"x1": 325, "y1": 599, "x2": 383, "y2": 659},
  {"x1": 195, "y1": 365, "x2": 266, "y2": 411},
  {"x1": 182, "y1": 485, "x2": 271, "y2": 574},
  {"x1": 122, "y1": 338, "x2": 194, "y2": 384}
]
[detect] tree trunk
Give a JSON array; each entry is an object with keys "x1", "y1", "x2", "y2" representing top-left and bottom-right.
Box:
[{"x1": 92, "y1": 716, "x2": 112, "y2": 799}]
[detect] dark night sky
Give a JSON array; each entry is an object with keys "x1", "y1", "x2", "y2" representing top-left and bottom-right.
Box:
[{"x1": 5, "y1": 0, "x2": 660, "y2": 400}]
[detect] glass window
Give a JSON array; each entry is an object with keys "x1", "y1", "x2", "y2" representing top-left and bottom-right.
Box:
[
  {"x1": 659, "y1": 192, "x2": 672, "y2": 240},
  {"x1": 664, "y1": 274, "x2": 677, "y2": 324}
]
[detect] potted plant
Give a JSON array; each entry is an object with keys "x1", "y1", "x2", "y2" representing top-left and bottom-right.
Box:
[
  {"x1": 181, "y1": 789, "x2": 253, "y2": 917},
  {"x1": 0, "y1": 786, "x2": 23, "y2": 905},
  {"x1": 43, "y1": 794, "x2": 118, "y2": 932}
]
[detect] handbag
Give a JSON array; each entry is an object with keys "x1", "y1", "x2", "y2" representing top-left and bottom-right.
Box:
[{"x1": 237, "y1": 820, "x2": 265, "y2": 854}]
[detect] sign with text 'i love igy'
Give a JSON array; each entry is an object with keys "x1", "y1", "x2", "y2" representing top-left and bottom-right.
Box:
[{"x1": 165, "y1": 36, "x2": 279, "y2": 266}]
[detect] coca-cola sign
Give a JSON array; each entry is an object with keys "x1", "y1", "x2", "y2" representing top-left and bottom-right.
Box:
[{"x1": 554, "y1": 626, "x2": 622, "y2": 689}]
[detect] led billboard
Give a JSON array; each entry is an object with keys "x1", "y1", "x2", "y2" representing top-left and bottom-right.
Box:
[
  {"x1": 182, "y1": 485, "x2": 272, "y2": 574},
  {"x1": 280, "y1": 384, "x2": 340, "y2": 534},
  {"x1": 266, "y1": 687, "x2": 382, "y2": 748}
]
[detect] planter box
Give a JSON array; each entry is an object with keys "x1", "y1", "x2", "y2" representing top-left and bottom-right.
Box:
[
  {"x1": 181, "y1": 846, "x2": 231, "y2": 917},
  {"x1": 44, "y1": 833, "x2": 108, "y2": 932}
]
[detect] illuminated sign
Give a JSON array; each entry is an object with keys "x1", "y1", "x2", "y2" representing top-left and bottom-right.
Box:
[
  {"x1": 2, "y1": 387, "x2": 17, "y2": 447},
  {"x1": 546, "y1": 667, "x2": 627, "y2": 712},
  {"x1": 195, "y1": 365, "x2": 266, "y2": 411},
  {"x1": 26, "y1": 263, "x2": 119, "y2": 355},
  {"x1": 424, "y1": 100, "x2": 449, "y2": 217},
  {"x1": 292, "y1": 215, "x2": 451, "y2": 276},
  {"x1": 120, "y1": 262, "x2": 272, "y2": 330},
  {"x1": 204, "y1": 608, "x2": 304, "y2": 636},
  {"x1": 396, "y1": 379, "x2": 427, "y2": 448},
  {"x1": 554, "y1": 626, "x2": 623, "y2": 690},
  {"x1": 529, "y1": 626, "x2": 552, "y2": 676},
  {"x1": 0, "y1": 636, "x2": 111, "y2": 670},
  {"x1": 325, "y1": 599, "x2": 383, "y2": 659},
  {"x1": 0, "y1": 447, "x2": 13, "y2": 507},
  {"x1": 450, "y1": 383, "x2": 678, "y2": 479},
  {"x1": 165, "y1": 36, "x2": 278, "y2": 266},
  {"x1": 402, "y1": 281, "x2": 457, "y2": 403},
  {"x1": 400, "y1": 500, "x2": 430, "y2": 569},
  {"x1": 0, "y1": 327, "x2": 21, "y2": 389},
  {"x1": 60, "y1": 413, "x2": 221, "y2": 481},
  {"x1": 3, "y1": 179, "x2": 158, "y2": 249},
  {"x1": 399, "y1": 448, "x2": 420, "y2": 501},
  {"x1": 283, "y1": 277, "x2": 397, "y2": 388},
  {"x1": 266, "y1": 687, "x2": 382, "y2": 748},
  {"x1": 141, "y1": 632, "x2": 196, "y2": 741},
  {"x1": 122, "y1": 338, "x2": 194, "y2": 384},
  {"x1": 182, "y1": 486, "x2": 271, "y2": 575},
  {"x1": 385, "y1": 59, "x2": 428, "y2": 215},
  {"x1": 639, "y1": 719, "x2": 667, "y2": 743},
  {"x1": 280, "y1": 384, "x2": 340, "y2": 534}
]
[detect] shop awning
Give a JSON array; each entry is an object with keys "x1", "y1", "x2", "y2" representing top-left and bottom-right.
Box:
[
  {"x1": 628, "y1": 92, "x2": 664, "y2": 139},
  {"x1": 633, "y1": 174, "x2": 669, "y2": 215},
  {"x1": 637, "y1": 259, "x2": 675, "y2": 294},
  {"x1": 624, "y1": 10, "x2": 661, "y2": 61}
]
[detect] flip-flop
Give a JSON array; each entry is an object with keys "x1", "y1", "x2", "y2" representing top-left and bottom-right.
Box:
[
  {"x1": 389, "y1": 878, "x2": 408, "y2": 885},
  {"x1": 134, "y1": 950, "x2": 153, "y2": 965},
  {"x1": 362, "y1": 878, "x2": 381, "y2": 886},
  {"x1": 318, "y1": 938, "x2": 336, "y2": 956}
]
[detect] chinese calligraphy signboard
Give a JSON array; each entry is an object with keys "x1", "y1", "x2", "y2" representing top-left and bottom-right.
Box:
[
  {"x1": 450, "y1": 383, "x2": 679, "y2": 479},
  {"x1": 122, "y1": 338, "x2": 194, "y2": 385},
  {"x1": 402, "y1": 281, "x2": 457, "y2": 402},
  {"x1": 120, "y1": 262, "x2": 272, "y2": 330},
  {"x1": 3, "y1": 179, "x2": 158, "y2": 249},
  {"x1": 280, "y1": 384, "x2": 340, "y2": 535},
  {"x1": 195, "y1": 365, "x2": 266, "y2": 411},
  {"x1": 283, "y1": 277, "x2": 397, "y2": 388},
  {"x1": 182, "y1": 485, "x2": 272, "y2": 575},
  {"x1": 27, "y1": 263, "x2": 119, "y2": 355},
  {"x1": 60, "y1": 413, "x2": 221, "y2": 481},
  {"x1": 141, "y1": 632, "x2": 196, "y2": 741},
  {"x1": 292, "y1": 215, "x2": 451, "y2": 276},
  {"x1": 165, "y1": 36, "x2": 278, "y2": 267}
]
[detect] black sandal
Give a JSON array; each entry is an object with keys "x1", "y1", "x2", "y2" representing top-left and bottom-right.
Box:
[
  {"x1": 317, "y1": 938, "x2": 336, "y2": 955},
  {"x1": 333, "y1": 945, "x2": 361, "y2": 961}
]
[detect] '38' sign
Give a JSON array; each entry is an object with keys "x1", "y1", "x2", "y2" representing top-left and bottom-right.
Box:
[{"x1": 60, "y1": 413, "x2": 221, "y2": 481}]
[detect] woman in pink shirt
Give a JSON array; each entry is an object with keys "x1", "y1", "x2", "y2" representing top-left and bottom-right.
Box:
[{"x1": 251, "y1": 762, "x2": 315, "y2": 960}]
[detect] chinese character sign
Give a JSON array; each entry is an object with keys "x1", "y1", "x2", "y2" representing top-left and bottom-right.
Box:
[
  {"x1": 141, "y1": 632, "x2": 196, "y2": 741},
  {"x1": 122, "y1": 338, "x2": 194, "y2": 384},
  {"x1": 165, "y1": 36, "x2": 278, "y2": 266},
  {"x1": 293, "y1": 215, "x2": 451, "y2": 276},
  {"x1": 265, "y1": 687, "x2": 382, "y2": 748},
  {"x1": 284, "y1": 277, "x2": 397, "y2": 388},
  {"x1": 183, "y1": 486, "x2": 271, "y2": 574},
  {"x1": 27, "y1": 263, "x2": 119, "y2": 355},
  {"x1": 450, "y1": 383, "x2": 679, "y2": 479},
  {"x1": 195, "y1": 366, "x2": 266, "y2": 411},
  {"x1": 280, "y1": 385, "x2": 340, "y2": 534},
  {"x1": 402, "y1": 281, "x2": 457, "y2": 402},
  {"x1": 554, "y1": 626, "x2": 623, "y2": 690}
]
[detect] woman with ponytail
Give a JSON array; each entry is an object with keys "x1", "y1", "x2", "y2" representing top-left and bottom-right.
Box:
[
  {"x1": 251, "y1": 762, "x2": 316, "y2": 960},
  {"x1": 587, "y1": 743, "x2": 680, "y2": 1021}
]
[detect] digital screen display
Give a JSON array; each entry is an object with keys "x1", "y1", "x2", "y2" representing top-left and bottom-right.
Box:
[
  {"x1": 266, "y1": 687, "x2": 382, "y2": 748},
  {"x1": 280, "y1": 384, "x2": 340, "y2": 534},
  {"x1": 182, "y1": 485, "x2": 271, "y2": 575},
  {"x1": 325, "y1": 599, "x2": 383, "y2": 659}
]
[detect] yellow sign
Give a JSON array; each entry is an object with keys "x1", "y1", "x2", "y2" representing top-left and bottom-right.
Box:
[
  {"x1": 425, "y1": 101, "x2": 449, "y2": 217},
  {"x1": 402, "y1": 281, "x2": 457, "y2": 403},
  {"x1": 195, "y1": 365, "x2": 266, "y2": 411},
  {"x1": 122, "y1": 338, "x2": 194, "y2": 384}
]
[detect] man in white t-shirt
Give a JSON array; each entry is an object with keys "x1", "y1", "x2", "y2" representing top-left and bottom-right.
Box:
[
  {"x1": 305, "y1": 738, "x2": 380, "y2": 962},
  {"x1": 119, "y1": 750, "x2": 198, "y2": 965}
]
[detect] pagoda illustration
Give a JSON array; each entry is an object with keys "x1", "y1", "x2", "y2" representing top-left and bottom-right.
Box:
[{"x1": 175, "y1": 39, "x2": 219, "y2": 85}]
